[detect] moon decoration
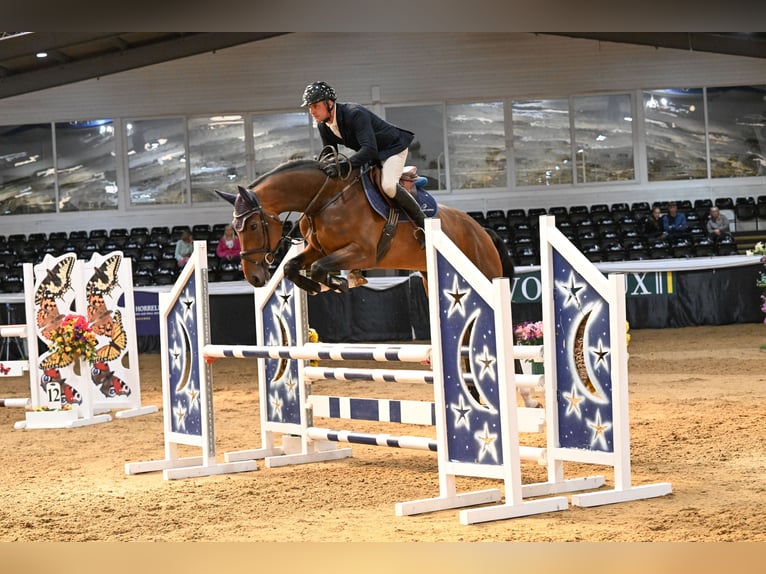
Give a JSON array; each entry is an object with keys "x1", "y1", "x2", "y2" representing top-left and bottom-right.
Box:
[
  {"x1": 271, "y1": 311, "x2": 292, "y2": 383},
  {"x1": 571, "y1": 308, "x2": 607, "y2": 403},
  {"x1": 174, "y1": 313, "x2": 193, "y2": 394},
  {"x1": 456, "y1": 313, "x2": 495, "y2": 412}
]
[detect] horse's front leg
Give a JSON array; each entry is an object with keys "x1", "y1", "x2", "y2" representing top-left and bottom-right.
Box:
[
  {"x1": 284, "y1": 247, "x2": 325, "y2": 295},
  {"x1": 309, "y1": 245, "x2": 376, "y2": 294}
]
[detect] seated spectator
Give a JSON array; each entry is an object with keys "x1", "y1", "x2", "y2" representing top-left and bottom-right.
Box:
[
  {"x1": 643, "y1": 206, "x2": 664, "y2": 240},
  {"x1": 174, "y1": 230, "x2": 194, "y2": 267},
  {"x1": 661, "y1": 202, "x2": 688, "y2": 240},
  {"x1": 216, "y1": 224, "x2": 241, "y2": 263},
  {"x1": 706, "y1": 206, "x2": 732, "y2": 242}
]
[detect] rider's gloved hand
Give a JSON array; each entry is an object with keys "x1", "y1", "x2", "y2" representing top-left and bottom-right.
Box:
[{"x1": 322, "y1": 163, "x2": 339, "y2": 178}]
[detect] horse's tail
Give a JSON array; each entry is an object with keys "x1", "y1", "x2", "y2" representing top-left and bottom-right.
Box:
[{"x1": 484, "y1": 227, "x2": 515, "y2": 279}]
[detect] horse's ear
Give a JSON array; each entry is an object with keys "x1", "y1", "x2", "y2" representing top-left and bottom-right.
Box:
[
  {"x1": 237, "y1": 185, "x2": 259, "y2": 209},
  {"x1": 214, "y1": 189, "x2": 237, "y2": 206}
]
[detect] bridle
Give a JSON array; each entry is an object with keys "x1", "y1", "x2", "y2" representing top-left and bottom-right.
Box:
[{"x1": 233, "y1": 194, "x2": 289, "y2": 267}]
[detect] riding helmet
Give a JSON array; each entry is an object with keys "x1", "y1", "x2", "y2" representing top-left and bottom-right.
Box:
[{"x1": 301, "y1": 81, "x2": 337, "y2": 107}]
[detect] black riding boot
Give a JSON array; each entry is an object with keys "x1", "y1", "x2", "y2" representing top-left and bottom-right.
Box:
[{"x1": 392, "y1": 184, "x2": 426, "y2": 249}]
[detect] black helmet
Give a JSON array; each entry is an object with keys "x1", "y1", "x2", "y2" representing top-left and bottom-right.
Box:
[{"x1": 301, "y1": 81, "x2": 337, "y2": 107}]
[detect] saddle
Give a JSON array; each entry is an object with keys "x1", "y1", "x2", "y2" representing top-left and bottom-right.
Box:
[
  {"x1": 361, "y1": 165, "x2": 437, "y2": 222},
  {"x1": 366, "y1": 165, "x2": 425, "y2": 194}
]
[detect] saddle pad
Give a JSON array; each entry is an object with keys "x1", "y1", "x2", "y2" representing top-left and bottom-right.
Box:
[{"x1": 362, "y1": 171, "x2": 438, "y2": 221}]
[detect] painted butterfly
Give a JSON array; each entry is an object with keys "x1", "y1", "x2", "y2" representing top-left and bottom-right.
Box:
[
  {"x1": 87, "y1": 291, "x2": 114, "y2": 336},
  {"x1": 36, "y1": 297, "x2": 65, "y2": 341},
  {"x1": 34, "y1": 255, "x2": 76, "y2": 305},
  {"x1": 95, "y1": 310, "x2": 127, "y2": 361}
]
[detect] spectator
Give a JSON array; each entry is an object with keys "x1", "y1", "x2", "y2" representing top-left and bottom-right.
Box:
[
  {"x1": 661, "y1": 202, "x2": 688, "y2": 240},
  {"x1": 174, "y1": 230, "x2": 194, "y2": 267},
  {"x1": 706, "y1": 206, "x2": 732, "y2": 242},
  {"x1": 643, "y1": 206, "x2": 664, "y2": 240},
  {"x1": 216, "y1": 224, "x2": 241, "y2": 263}
]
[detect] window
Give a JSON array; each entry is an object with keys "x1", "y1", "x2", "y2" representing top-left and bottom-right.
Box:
[
  {"x1": 644, "y1": 89, "x2": 707, "y2": 181},
  {"x1": 127, "y1": 118, "x2": 186, "y2": 206},
  {"x1": 188, "y1": 115, "x2": 246, "y2": 204},
  {"x1": 511, "y1": 99, "x2": 572, "y2": 186},
  {"x1": 447, "y1": 102, "x2": 507, "y2": 190},
  {"x1": 707, "y1": 85, "x2": 766, "y2": 178},
  {"x1": 0, "y1": 123, "x2": 55, "y2": 215},
  {"x1": 385, "y1": 104, "x2": 446, "y2": 190},
  {"x1": 573, "y1": 94, "x2": 634, "y2": 183},
  {"x1": 55, "y1": 120, "x2": 118, "y2": 212},
  {"x1": 252, "y1": 112, "x2": 313, "y2": 179}
]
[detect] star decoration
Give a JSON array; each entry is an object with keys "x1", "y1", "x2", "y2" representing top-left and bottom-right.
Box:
[
  {"x1": 181, "y1": 297, "x2": 194, "y2": 319},
  {"x1": 474, "y1": 422, "x2": 499, "y2": 463},
  {"x1": 475, "y1": 346, "x2": 496, "y2": 380},
  {"x1": 586, "y1": 409, "x2": 612, "y2": 449},
  {"x1": 443, "y1": 274, "x2": 470, "y2": 318},
  {"x1": 563, "y1": 382, "x2": 585, "y2": 418},
  {"x1": 277, "y1": 286, "x2": 292, "y2": 310},
  {"x1": 270, "y1": 392, "x2": 284, "y2": 420},
  {"x1": 284, "y1": 374, "x2": 298, "y2": 398},
  {"x1": 450, "y1": 394, "x2": 472, "y2": 430},
  {"x1": 174, "y1": 403, "x2": 188, "y2": 431},
  {"x1": 591, "y1": 339, "x2": 610, "y2": 370},
  {"x1": 187, "y1": 387, "x2": 200, "y2": 411},
  {"x1": 558, "y1": 273, "x2": 585, "y2": 310}
]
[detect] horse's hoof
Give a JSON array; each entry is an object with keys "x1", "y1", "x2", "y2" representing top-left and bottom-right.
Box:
[
  {"x1": 327, "y1": 276, "x2": 349, "y2": 293},
  {"x1": 347, "y1": 270, "x2": 368, "y2": 288}
]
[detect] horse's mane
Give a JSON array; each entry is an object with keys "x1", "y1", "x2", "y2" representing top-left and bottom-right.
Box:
[{"x1": 247, "y1": 158, "x2": 320, "y2": 189}]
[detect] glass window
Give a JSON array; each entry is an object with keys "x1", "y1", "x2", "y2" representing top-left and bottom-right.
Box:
[
  {"x1": 252, "y1": 112, "x2": 313, "y2": 179},
  {"x1": 707, "y1": 85, "x2": 766, "y2": 178},
  {"x1": 0, "y1": 123, "x2": 56, "y2": 215},
  {"x1": 511, "y1": 99, "x2": 572, "y2": 186},
  {"x1": 188, "y1": 115, "x2": 247, "y2": 204},
  {"x1": 447, "y1": 102, "x2": 507, "y2": 190},
  {"x1": 573, "y1": 94, "x2": 634, "y2": 183},
  {"x1": 55, "y1": 120, "x2": 118, "y2": 212},
  {"x1": 126, "y1": 118, "x2": 186, "y2": 206},
  {"x1": 385, "y1": 104, "x2": 446, "y2": 190},
  {"x1": 644, "y1": 89, "x2": 707, "y2": 181}
]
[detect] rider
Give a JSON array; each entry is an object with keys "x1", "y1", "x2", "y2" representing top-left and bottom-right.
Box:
[{"x1": 301, "y1": 81, "x2": 427, "y2": 249}]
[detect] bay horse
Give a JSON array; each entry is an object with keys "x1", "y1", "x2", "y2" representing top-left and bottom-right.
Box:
[{"x1": 215, "y1": 158, "x2": 514, "y2": 295}]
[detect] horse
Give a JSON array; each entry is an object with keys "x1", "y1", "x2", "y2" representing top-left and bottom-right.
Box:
[{"x1": 215, "y1": 158, "x2": 515, "y2": 295}]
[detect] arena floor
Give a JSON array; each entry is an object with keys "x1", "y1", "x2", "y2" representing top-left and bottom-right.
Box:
[{"x1": 0, "y1": 323, "x2": 764, "y2": 542}]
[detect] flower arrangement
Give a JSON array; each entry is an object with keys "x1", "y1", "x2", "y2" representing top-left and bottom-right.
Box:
[
  {"x1": 746, "y1": 242, "x2": 766, "y2": 324},
  {"x1": 48, "y1": 314, "x2": 98, "y2": 365},
  {"x1": 514, "y1": 321, "x2": 544, "y2": 345}
]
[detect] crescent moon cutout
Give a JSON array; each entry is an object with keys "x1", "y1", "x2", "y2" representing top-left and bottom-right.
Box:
[
  {"x1": 174, "y1": 314, "x2": 192, "y2": 394},
  {"x1": 272, "y1": 313, "x2": 291, "y2": 382},
  {"x1": 456, "y1": 314, "x2": 494, "y2": 412},
  {"x1": 572, "y1": 309, "x2": 607, "y2": 403}
]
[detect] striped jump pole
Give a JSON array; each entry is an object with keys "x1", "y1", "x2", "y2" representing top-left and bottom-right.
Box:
[
  {"x1": 204, "y1": 342, "x2": 432, "y2": 363},
  {"x1": 304, "y1": 366, "x2": 544, "y2": 390}
]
